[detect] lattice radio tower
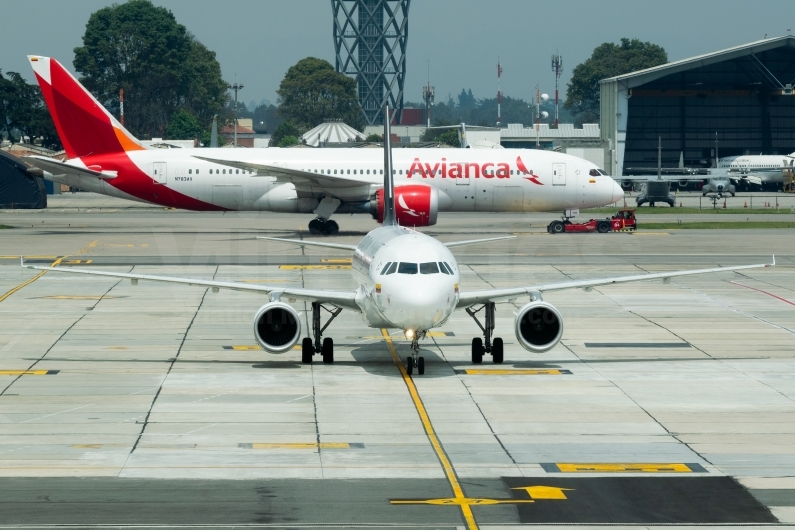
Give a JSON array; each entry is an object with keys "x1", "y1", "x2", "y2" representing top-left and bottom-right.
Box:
[
  {"x1": 551, "y1": 53, "x2": 563, "y2": 126},
  {"x1": 332, "y1": 0, "x2": 410, "y2": 125}
]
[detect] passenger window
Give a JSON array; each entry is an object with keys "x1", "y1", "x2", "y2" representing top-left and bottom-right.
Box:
[
  {"x1": 189, "y1": 169, "x2": 192, "y2": 174},
  {"x1": 397, "y1": 262, "x2": 418, "y2": 274},
  {"x1": 386, "y1": 262, "x2": 397, "y2": 275},
  {"x1": 196, "y1": 169, "x2": 199, "y2": 174},
  {"x1": 420, "y1": 262, "x2": 439, "y2": 274},
  {"x1": 236, "y1": 169, "x2": 239, "y2": 174},
  {"x1": 380, "y1": 262, "x2": 392, "y2": 275},
  {"x1": 367, "y1": 170, "x2": 370, "y2": 174}
]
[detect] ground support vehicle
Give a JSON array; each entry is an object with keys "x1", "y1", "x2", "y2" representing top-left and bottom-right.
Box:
[{"x1": 547, "y1": 209, "x2": 637, "y2": 234}]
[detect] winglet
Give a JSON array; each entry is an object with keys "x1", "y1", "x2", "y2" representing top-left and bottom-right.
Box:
[{"x1": 767, "y1": 255, "x2": 776, "y2": 267}]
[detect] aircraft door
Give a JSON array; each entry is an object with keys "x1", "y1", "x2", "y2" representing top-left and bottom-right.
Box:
[
  {"x1": 552, "y1": 163, "x2": 566, "y2": 185},
  {"x1": 153, "y1": 162, "x2": 167, "y2": 184}
]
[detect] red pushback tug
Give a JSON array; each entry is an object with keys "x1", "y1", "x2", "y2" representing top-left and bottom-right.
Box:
[{"x1": 547, "y1": 209, "x2": 636, "y2": 234}]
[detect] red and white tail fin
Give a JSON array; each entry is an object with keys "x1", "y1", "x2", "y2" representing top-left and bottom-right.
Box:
[{"x1": 28, "y1": 56, "x2": 144, "y2": 159}]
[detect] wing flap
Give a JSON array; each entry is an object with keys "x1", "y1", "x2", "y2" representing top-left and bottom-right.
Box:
[
  {"x1": 23, "y1": 263, "x2": 359, "y2": 310},
  {"x1": 193, "y1": 156, "x2": 371, "y2": 189},
  {"x1": 457, "y1": 260, "x2": 773, "y2": 308}
]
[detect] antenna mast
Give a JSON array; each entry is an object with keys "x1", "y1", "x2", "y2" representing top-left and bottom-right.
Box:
[
  {"x1": 551, "y1": 53, "x2": 563, "y2": 127},
  {"x1": 422, "y1": 61, "x2": 434, "y2": 128},
  {"x1": 497, "y1": 59, "x2": 503, "y2": 127}
]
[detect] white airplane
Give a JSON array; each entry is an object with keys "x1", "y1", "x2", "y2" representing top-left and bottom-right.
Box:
[
  {"x1": 23, "y1": 106, "x2": 774, "y2": 375},
  {"x1": 717, "y1": 154, "x2": 793, "y2": 190},
  {"x1": 23, "y1": 56, "x2": 622, "y2": 235}
]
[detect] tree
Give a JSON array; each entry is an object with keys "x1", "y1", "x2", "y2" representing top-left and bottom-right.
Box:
[
  {"x1": 276, "y1": 57, "x2": 364, "y2": 131},
  {"x1": 73, "y1": 0, "x2": 228, "y2": 140},
  {"x1": 420, "y1": 127, "x2": 460, "y2": 147},
  {"x1": 565, "y1": 38, "x2": 667, "y2": 122},
  {"x1": 269, "y1": 120, "x2": 302, "y2": 147},
  {"x1": 364, "y1": 133, "x2": 382, "y2": 142},
  {"x1": 277, "y1": 135, "x2": 299, "y2": 148},
  {"x1": 165, "y1": 109, "x2": 201, "y2": 140},
  {"x1": 0, "y1": 70, "x2": 60, "y2": 149},
  {"x1": 253, "y1": 103, "x2": 282, "y2": 134}
]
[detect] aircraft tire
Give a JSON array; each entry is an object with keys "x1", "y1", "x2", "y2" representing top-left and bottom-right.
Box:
[
  {"x1": 322, "y1": 337, "x2": 334, "y2": 364},
  {"x1": 492, "y1": 338, "x2": 504, "y2": 364},
  {"x1": 417, "y1": 356, "x2": 425, "y2": 375},
  {"x1": 471, "y1": 337, "x2": 484, "y2": 364},
  {"x1": 326, "y1": 220, "x2": 339, "y2": 235},
  {"x1": 550, "y1": 221, "x2": 565, "y2": 234},
  {"x1": 301, "y1": 338, "x2": 313, "y2": 364},
  {"x1": 406, "y1": 356, "x2": 413, "y2": 375}
]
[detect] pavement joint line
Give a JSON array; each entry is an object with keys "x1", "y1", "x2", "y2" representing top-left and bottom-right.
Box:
[{"x1": 380, "y1": 328, "x2": 479, "y2": 530}]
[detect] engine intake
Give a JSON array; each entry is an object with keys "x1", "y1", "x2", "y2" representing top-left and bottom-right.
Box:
[
  {"x1": 514, "y1": 301, "x2": 563, "y2": 353},
  {"x1": 253, "y1": 302, "x2": 301, "y2": 353},
  {"x1": 371, "y1": 184, "x2": 439, "y2": 226}
]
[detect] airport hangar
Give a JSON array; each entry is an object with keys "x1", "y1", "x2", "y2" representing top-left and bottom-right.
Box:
[{"x1": 600, "y1": 35, "x2": 795, "y2": 177}]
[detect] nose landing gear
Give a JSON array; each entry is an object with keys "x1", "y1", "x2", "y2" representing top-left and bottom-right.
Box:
[
  {"x1": 466, "y1": 302, "x2": 504, "y2": 364},
  {"x1": 308, "y1": 218, "x2": 339, "y2": 236},
  {"x1": 301, "y1": 301, "x2": 342, "y2": 364},
  {"x1": 405, "y1": 334, "x2": 426, "y2": 375}
]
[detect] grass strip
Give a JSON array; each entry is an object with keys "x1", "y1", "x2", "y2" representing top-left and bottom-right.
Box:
[
  {"x1": 641, "y1": 221, "x2": 795, "y2": 229},
  {"x1": 583, "y1": 206, "x2": 794, "y2": 215},
  {"x1": 0, "y1": 225, "x2": 13, "y2": 229}
]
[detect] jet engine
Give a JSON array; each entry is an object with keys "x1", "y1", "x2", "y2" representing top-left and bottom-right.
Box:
[
  {"x1": 371, "y1": 185, "x2": 439, "y2": 227},
  {"x1": 514, "y1": 301, "x2": 564, "y2": 353},
  {"x1": 253, "y1": 302, "x2": 301, "y2": 353}
]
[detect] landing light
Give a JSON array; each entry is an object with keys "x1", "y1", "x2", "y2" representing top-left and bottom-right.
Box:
[{"x1": 405, "y1": 329, "x2": 415, "y2": 340}]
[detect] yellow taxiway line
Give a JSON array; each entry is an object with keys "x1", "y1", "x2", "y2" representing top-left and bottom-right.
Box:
[{"x1": 381, "y1": 328, "x2": 479, "y2": 530}]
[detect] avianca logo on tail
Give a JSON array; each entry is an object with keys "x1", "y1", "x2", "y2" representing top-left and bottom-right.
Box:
[{"x1": 407, "y1": 156, "x2": 542, "y2": 185}]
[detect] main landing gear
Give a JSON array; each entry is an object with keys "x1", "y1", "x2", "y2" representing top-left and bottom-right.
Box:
[
  {"x1": 405, "y1": 333, "x2": 426, "y2": 376},
  {"x1": 308, "y1": 218, "x2": 339, "y2": 236},
  {"x1": 301, "y1": 302, "x2": 342, "y2": 364},
  {"x1": 466, "y1": 302, "x2": 504, "y2": 364}
]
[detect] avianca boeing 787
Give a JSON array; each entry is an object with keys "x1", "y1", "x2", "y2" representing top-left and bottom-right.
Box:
[
  {"x1": 24, "y1": 106, "x2": 773, "y2": 374},
  {"x1": 25, "y1": 56, "x2": 622, "y2": 234}
]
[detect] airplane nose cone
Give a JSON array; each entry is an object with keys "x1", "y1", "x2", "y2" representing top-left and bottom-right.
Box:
[{"x1": 611, "y1": 178, "x2": 624, "y2": 204}]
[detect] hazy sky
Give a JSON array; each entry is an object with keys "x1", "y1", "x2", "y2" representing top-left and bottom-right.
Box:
[{"x1": 1, "y1": 0, "x2": 792, "y2": 110}]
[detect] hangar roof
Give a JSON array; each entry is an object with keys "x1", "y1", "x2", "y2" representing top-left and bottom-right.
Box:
[{"x1": 600, "y1": 35, "x2": 795, "y2": 88}]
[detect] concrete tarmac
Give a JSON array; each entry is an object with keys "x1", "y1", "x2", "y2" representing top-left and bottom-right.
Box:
[{"x1": 0, "y1": 194, "x2": 794, "y2": 528}]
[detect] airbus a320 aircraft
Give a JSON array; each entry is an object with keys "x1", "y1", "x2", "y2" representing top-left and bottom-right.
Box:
[
  {"x1": 23, "y1": 106, "x2": 773, "y2": 375},
  {"x1": 24, "y1": 56, "x2": 622, "y2": 234}
]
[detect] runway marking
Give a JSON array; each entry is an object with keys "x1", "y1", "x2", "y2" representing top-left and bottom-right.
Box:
[
  {"x1": 223, "y1": 345, "x2": 301, "y2": 350},
  {"x1": 630, "y1": 232, "x2": 670, "y2": 236},
  {"x1": 542, "y1": 462, "x2": 707, "y2": 473},
  {"x1": 0, "y1": 255, "x2": 59, "y2": 259},
  {"x1": 39, "y1": 295, "x2": 122, "y2": 300},
  {"x1": 240, "y1": 442, "x2": 361, "y2": 449},
  {"x1": 349, "y1": 331, "x2": 454, "y2": 339},
  {"x1": 730, "y1": 281, "x2": 795, "y2": 307},
  {"x1": 0, "y1": 370, "x2": 59, "y2": 376},
  {"x1": 458, "y1": 369, "x2": 571, "y2": 375},
  {"x1": 321, "y1": 258, "x2": 352, "y2": 263},
  {"x1": 72, "y1": 444, "x2": 103, "y2": 449},
  {"x1": 279, "y1": 265, "x2": 352, "y2": 270},
  {"x1": 585, "y1": 342, "x2": 691, "y2": 348},
  {"x1": 381, "y1": 328, "x2": 478, "y2": 530},
  {"x1": 391, "y1": 486, "x2": 573, "y2": 507}
]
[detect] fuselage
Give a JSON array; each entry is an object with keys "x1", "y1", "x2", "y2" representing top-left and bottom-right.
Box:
[
  {"x1": 46, "y1": 148, "x2": 622, "y2": 214},
  {"x1": 352, "y1": 225, "x2": 459, "y2": 332},
  {"x1": 718, "y1": 155, "x2": 791, "y2": 184}
]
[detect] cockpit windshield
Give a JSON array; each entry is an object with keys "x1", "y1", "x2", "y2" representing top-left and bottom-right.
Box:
[
  {"x1": 397, "y1": 262, "x2": 418, "y2": 275},
  {"x1": 590, "y1": 169, "x2": 610, "y2": 176},
  {"x1": 420, "y1": 262, "x2": 439, "y2": 274},
  {"x1": 439, "y1": 262, "x2": 452, "y2": 275}
]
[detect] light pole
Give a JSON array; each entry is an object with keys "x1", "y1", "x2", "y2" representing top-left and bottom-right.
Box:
[{"x1": 228, "y1": 81, "x2": 244, "y2": 147}]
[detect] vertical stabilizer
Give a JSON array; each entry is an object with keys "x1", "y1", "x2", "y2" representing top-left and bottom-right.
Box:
[
  {"x1": 27, "y1": 56, "x2": 144, "y2": 159},
  {"x1": 382, "y1": 105, "x2": 396, "y2": 226}
]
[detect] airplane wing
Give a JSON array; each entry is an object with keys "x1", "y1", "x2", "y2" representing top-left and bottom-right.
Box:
[
  {"x1": 731, "y1": 174, "x2": 763, "y2": 186},
  {"x1": 257, "y1": 236, "x2": 357, "y2": 251},
  {"x1": 21, "y1": 261, "x2": 359, "y2": 310},
  {"x1": 193, "y1": 156, "x2": 371, "y2": 190},
  {"x1": 23, "y1": 155, "x2": 117, "y2": 179},
  {"x1": 456, "y1": 259, "x2": 774, "y2": 308},
  {"x1": 444, "y1": 236, "x2": 516, "y2": 248}
]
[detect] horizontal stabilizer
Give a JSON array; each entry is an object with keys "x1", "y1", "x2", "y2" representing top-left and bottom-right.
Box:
[
  {"x1": 257, "y1": 236, "x2": 357, "y2": 251},
  {"x1": 444, "y1": 236, "x2": 516, "y2": 248},
  {"x1": 23, "y1": 156, "x2": 117, "y2": 179}
]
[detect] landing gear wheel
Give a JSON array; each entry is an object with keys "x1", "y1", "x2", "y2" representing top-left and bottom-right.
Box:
[
  {"x1": 492, "y1": 337, "x2": 504, "y2": 364},
  {"x1": 405, "y1": 356, "x2": 413, "y2": 375},
  {"x1": 417, "y1": 356, "x2": 425, "y2": 375},
  {"x1": 301, "y1": 337, "x2": 313, "y2": 364},
  {"x1": 322, "y1": 337, "x2": 334, "y2": 364},
  {"x1": 308, "y1": 218, "x2": 323, "y2": 235},
  {"x1": 549, "y1": 221, "x2": 565, "y2": 234},
  {"x1": 471, "y1": 337, "x2": 484, "y2": 364},
  {"x1": 326, "y1": 220, "x2": 339, "y2": 235},
  {"x1": 596, "y1": 220, "x2": 610, "y2": 233}
]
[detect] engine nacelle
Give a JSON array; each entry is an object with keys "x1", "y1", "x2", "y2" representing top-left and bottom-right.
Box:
[
  {"x1": 253, "y1": 302, "x2": 301, "y2": 354},
  {"x1": 371, "y1": 185, "x2": 439, "y2": 227},
  {"x1": 514, "y1": 301, "x2": 564, "y2": 353}
]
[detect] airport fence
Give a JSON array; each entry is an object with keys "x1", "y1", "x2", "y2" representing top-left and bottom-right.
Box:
[{"x1": 615, "y1": 193, "x2": 795, "y2": 211}]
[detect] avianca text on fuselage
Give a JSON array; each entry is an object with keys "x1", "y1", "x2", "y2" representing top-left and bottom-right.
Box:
[{"x1": 407, "y1": 156, "x2": 543, "y2": 184}]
